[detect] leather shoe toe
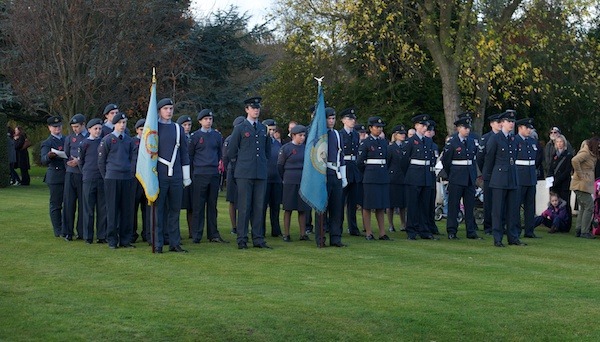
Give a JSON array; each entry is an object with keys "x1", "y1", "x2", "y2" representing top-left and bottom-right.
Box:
[
  {"x1": 253, "y1": 243, "x2": 272, "y2": 249},
  {"x1": 169, "y1": 245, "x2": 188, "y2": 253},
  {"x1": 448, "y1": 234, "x2": 459, "y2": 240},
  {"x1": 494, "y1": 242, "x2": 505, "y2": 247},
  {"x1": 330, "y1": 242, "x2": 347, "y2": 247}
]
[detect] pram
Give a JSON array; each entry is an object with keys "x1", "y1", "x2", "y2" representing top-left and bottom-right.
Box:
[
  {"x1": 474, "y1": 185, "x2": 484, "y2": 225},
  {"x1": 434, "y1": 182, "x2": 464, "y2": 223}
]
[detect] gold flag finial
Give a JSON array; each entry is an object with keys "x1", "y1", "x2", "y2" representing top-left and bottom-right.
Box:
[{"x1": 152, "y1": 67, "x2": 156, "y2": 84}]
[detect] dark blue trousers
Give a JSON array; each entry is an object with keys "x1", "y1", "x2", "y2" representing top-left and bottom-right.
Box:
[
  {"x1": 155, "y1": 177, "x2": 183, "y2": 248},
  {"x1": 519, "y1": 185, "x2": 536, "y2": 236},
  {"x1": 315, "y1": 175, "x2": 343, "y2": 246},
  {"x1": 236, "y1": 178, "x2": 267, "y2": 246},
  {"x1": 263, "y1": 182, "x2": 283, "y2": 237},
  {"x1": 405, "y1": 185, "x2": 432, "y2": 239},
  {"x1": 447, "y1": 183, "x2": 477, "y2": 237},
  {"x1": 491, "y1": 187, "x2": 520, "y2": 244},
  {"x1": 105, "y1": 178, "x2": 133, "y2": 247},
  {"x1": 342, "y1": 181, "x2": 360, "y2": 235},
  {"x1": 192, "y1": 174, "x2": 221, "y2": 241},
  {"x1": 82, "y1": 179, "x2": 106, "y2": 241},
  {"x1": 62, "y1": 172, "x2": 84, "y2": 237},
  {"x1": 48, "y1": 183, "x2": 64, "y2": 237}
]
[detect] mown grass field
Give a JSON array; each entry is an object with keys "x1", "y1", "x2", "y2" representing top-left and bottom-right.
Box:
[{"x1": 1, "y1": 167, "x2": 600, "y2": 341}]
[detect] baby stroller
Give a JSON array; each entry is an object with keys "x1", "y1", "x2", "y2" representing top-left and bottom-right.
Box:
[
  {"x1": 593, "y1": 178, "x2": 600, "y2": 235},
  {"x1": 474, "y1": 185, "x2": 484, "y2": 225},
  {"x1": 435, "y1": 182, "x2": 464, "y2": 223}
]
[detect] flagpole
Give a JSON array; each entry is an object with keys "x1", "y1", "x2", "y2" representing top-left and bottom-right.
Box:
[{"x1": 314, "y1": 76, "x2": 325, "y2": 248}]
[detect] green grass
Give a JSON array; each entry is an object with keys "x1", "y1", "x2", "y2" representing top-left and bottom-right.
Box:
[{"x1": 1, "y1": 167, "x2": 600, "y2": 341}]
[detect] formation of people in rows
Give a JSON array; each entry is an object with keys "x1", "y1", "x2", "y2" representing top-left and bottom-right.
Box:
[{"x1": 38, "y1": 95, "x2": 600, "y2": 252}]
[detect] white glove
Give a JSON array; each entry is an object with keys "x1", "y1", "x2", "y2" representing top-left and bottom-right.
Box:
[
  {"x1": 340, "y1": 165, "x2": 348, "y2": 188},
  {"x1": 182, "y1": 165, "x2": 192, "y2": 187}
]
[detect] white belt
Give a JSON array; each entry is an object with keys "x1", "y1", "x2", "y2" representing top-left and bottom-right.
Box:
[
  {"x1": 365, "y1": 159, "x2": 386, "y2": 165},
  {"x1": 344, "y1": 155, "x2": 356, "y2": 161},
  {"x1": 410, "y1": 159, "x2": 430, "y2": 166},
  {"x1": 158, "y1": 123, "x2": 181, "y2": 176},
  {"x1": 326, "y1": 162, "x2": 339, "y2": 171},
  {"x1": 451, "y1": 160, "x2": 472, "y2": 166},
  {"x1": 515, "y1": 160, "x2": 535, "y2": 166}
]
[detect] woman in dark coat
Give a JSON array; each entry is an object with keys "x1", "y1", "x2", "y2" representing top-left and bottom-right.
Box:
[
  {"x1": 548, "y1": 134, "x2": 573, "y2": 231},
  {"x1": 387, "y1": 124, "x2": 408, "y2": 232},
  {"x1": 13, "y1": 126, "x2": 31, "y2": 185}
]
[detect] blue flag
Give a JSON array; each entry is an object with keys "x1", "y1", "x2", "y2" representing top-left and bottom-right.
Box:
[
  {"x1": 299, "y1": 84, "x2": 328, "y2": 213},
  {"x1": 135, "y1": 73, "x2": 159, "y2": 203}
]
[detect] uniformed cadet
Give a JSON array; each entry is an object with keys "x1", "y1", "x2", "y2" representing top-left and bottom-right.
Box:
[
  {"x1": 357, "y1": 124, "x2": 368, "y2": 142},
  {"x1": 387, "y1": 124, "x2": 408, "y2": 232},
  {"x1": 62, "y1": 113, "x2": 88, "y2": 241},
  {"x1": 424, "y1": 120, "x2": 441, "y2": 235},
  {"x1": 223, "y1": 116, "x2": 245, "y2": 235},
  {"x1": 358, "y1": 116, "x2": 390, "y2": 240},
  {"x1": 78, "y1": 118, "x2": 107, "y2": 244},
  {"x1": 177, "y1": 114, "x2": 194, "y2": 239},
  {"x1": 41, "y1": 116, "x2": 67, "y2": 237},
  {"x1": 514, "y1": 118, "x2": 540, "y2": 238},
  {"x1": 457, "y1": 111, "x2": 481, "y2": 143},
  {"x1": 277, "y1": 124, "x2": 310, "y2": 242},
  {"x1": 441, "y1": 117, "x2": 481, "y2": 240},
  {"x1": 131, "y1": 119, "x2": 148, "y2": 243},
  {"x1": 228, "y1": 96, "x2": 272, "y2": 249},
  {"x1": 338, "y1": 107, "x2": 362, "y2": 236},
  {"x1": 189, "y1": 109, "x2": 227, "y2": 244},
  {"x1": 314, "y1": 107, "x2": 348, "y2": 247},
  {"x1": 98, "y1": 112, "x2": 135, "y2": 249},
  {"x1": 262, "y1": 118, "x2": 283, "y2": 238},
  {"x1": 101, "y1": 104, "x2": 119, "y2": 137},
  {"x1": 477, "y1": 113, "x2": 502, "y2": 235},
  {"x1": 483, "y1": 110, "x2": 526, "y2": 247},
  {"x1": 154, "y1": 98, "x2": 191, "y2": 253},
  {"x1": 401, "y1": 114, "x2": 438, "y2": 240}
]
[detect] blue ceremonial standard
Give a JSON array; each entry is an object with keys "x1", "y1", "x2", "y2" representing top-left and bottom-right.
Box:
[
  {"x1": 299, "y1": 84, "x2": 328, "y2": 213},
  {"x1": 135, "y1": 72, "x2": 159, "y2": 203}
]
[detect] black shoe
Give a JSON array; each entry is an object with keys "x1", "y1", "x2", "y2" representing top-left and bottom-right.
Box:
[
  {"x1": 64, "y1": 235, "x2": 73, "y2": 241},
  {"x1": 399, "y1": 227, "x2": 407, "y2": 231},
  {"x1": 508, "y1": 241, "x2": 527, "y2": 246},
  {"x1": 379, "y1": 235, "x2": 391, "y2": 241},
  {"x1": 330, "y1": 242, "x2": 347, "y2": 247},
  {"x1": 580, "y1": 233, "x2": 595, "y2": 239},
  {"x1": 407, "y1": 236, "x2": 417, "y2": 240},
  {"x1": 209, "y1": 237, "x2": 229, "y2": 243},
  {"x1": 422, "y1": 235, "x2": 439, "y2": 240},
  {"x1": 484, "y1": 231, "x2": 493, "y2": 236},
  {"x1": 271, "y1": 233, "x2": 283, "y2": 238},
  {"x1": 365, "y1": 234, "x2": 375, "y2": 241},
  {"x1": 109, "y1": 244, "x2": 118, "y2": 249},
  {"x1": 238, "y1": 242, "x2": 248, "y2": 249},
  {"x1": 348, "y1": 230, "x2": 364, "y2": 237},
  {"x1": 75, "y1": 235, "x2": 84, "y2": 240},
  {"x1": 192, "y1": 238, "x2": 201, "y2": 244},
  {"x1": 448, "y1": 234, "x2": 459, "y2": 240},
  {"x1": 282, "y1": 235, "x2": 291, "y2": 242},
  {"x1": 388, "y1": 226, "x2": 396, "y2": 232},
  {"x1": 299, "y1": 235, "x2": 310, "y2": 241},
  {"x1": 494, "y1": 242, "x2": 506, "y2": 247},
  {"x1": 96, "y1": 239, "x2": 107, "y2": 244},
  {"x1": 169, "y1": 245, "x2": 188, "y2": 253},
  {"x1": 85, "y1": 239, "x2": 93, "y2": 244},
  {"x1": 155, "y1": 248, "x2": 163, "y2": 254},
  {"x1": 432, "y1": 231, "x2": 442, "y2": 236},
  {"x1": 230, "y1": 228, "x2": 237, "y2": 235},
  {"x1": 524, "y1": 234, "x2": 540, "y2": 238},
  {"x1": 253, "y1": 243, "x2": 272, "y2": 249},
  {"x1": 467, "y1": 235, "x2": 483, "y2": 240},
  {"x1": 120, "y1": 244, "x2": 136, "y2": 248}
]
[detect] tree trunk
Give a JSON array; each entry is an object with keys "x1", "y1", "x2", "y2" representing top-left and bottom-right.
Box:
[{"x1": 439, "y1": 64, "x2": 462, "y2": 136}]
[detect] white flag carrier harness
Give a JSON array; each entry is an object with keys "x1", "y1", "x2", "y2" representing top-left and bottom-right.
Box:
[{"x1": 158, "y1": 123, "x2": 180, "y2": 177}]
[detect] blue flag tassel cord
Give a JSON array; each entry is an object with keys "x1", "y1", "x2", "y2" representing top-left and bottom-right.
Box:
[
  {"x1": 136, "y1": 68, "x2": 160, "y2": 253},
  {"x1": 299, "y1": 79, "x2": 328, "y2": 247}
]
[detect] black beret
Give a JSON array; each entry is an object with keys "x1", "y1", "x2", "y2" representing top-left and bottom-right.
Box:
[
  {"x1": 356, "y1": 124, "x2": 367, "y2": 133},
  {"x1": 47, "y1": 116, "x2": 62, "y2": 127},
  {"x1": 70, "y1": 113, "x2": 86, "y2": 125},
  {"x1": 244, "y1": 97, "x2": 262, "y2": 108},
  {"x1": 487, "y1": 113, "x2": 502, "y2": 122},
  {"x1": 454, "y1": 117, "x2": 472, "y2": 128},
  {"x1": 111, "y1": 112, "x2": 127, "y2": 125},
  {"x1": 499, "y1": 110, "x2": 516, "y2": 121},
  {"x1": 391, "y1": 125, "x2": 407, "y2": 134},
  {"x1": 86, "y1": 118, "x2": 103, "y2": 129},
  {"x1": 157, "y1": 98, "x2": 174, "y2": 110},
  {"x1": 290, "y1": 125, "x2": 306, "y2": 135},
  {"x1": 339, "y1": 107, "x2": 357, "y2": 119},
  {"x1": 458, "y1": 111, "x2": 473, "y2": 119},
  {"x1": 516, "y1": 117, "x2": 534, "y2": 129},
  {"x1": 103, "y1": 104, "x2": 118, "y2": 115},
  {"x1": 135, "y1": 119, "x2": 146, "y2": 129},
  {"x1": 232, "y1": 116, "x2": 245, "y2": 126},
  {"x1": 367, "y1": 116, "x2": 385, "y2": 127},
  {"x1": 177, "y1": 115, "x2": 192, "y2": 124},
  {"x1": 262, "y1": 119, "x2": 276, "y2": 126},
  {"x1": 325, "y1": 107, "x2": 336, "y2": 117},
  {"x1": 411, "y1": 114, "x2": 431, "y2": 125},
  {"x1": 197, "y1": 109, "x2": 213, "y2": 121}
]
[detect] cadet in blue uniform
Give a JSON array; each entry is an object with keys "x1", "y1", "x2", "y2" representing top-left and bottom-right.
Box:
[
  {"x1": 424, "y1": 120, "x2": 441, "y2": 235},
  {"x1": 483, "y1": 110, "x2": 526, "y2": 247},
  {"x1": 101, "y1": 104, "x2": 118, "y2": 137},
  {"x1": 41, "y1": 116, "x2": 67, "y2": 237},
  {"x1": 477, "y1": 113, "x2": 502, "y2": 235},
  {"x1": 314, "y1": 107, "x2": 348, "y2": 247},
  {"x1": 62, "y1": 113, "x2": 88, "y2": 241},
  {"x1": 98, "y1": 113, "x2": 135, "y2": 249},
  {"x1": 514, "y1": 118, "x2": 540, "y2": 238},
  {"x1": 177, "y1": 115, "x2": 194, "y2": 239},
  {"x1": 154, "y1": 98, "x2": 191, "y2": 253},
  {"x1": 358, "y1": 116, "x2": 390, "y2": 240},
  {"x1": 277, "y1": 125, "x2": 310, "y2": 242},
  {"x1": 339, "y1": 108, "x2": 362, "y2": 236},
  {"x1": 401, "y1": 114, "x2": 438, "y2": 240},
  {"x1": 262, "y1": 118, "x2": 283, "y2": 238},
  {"x1": 441, "y1": 117, "x2": 481, "y2": 239},
  {"x1": 228, "y1": 97, "x2": 272, "y2": 249},
  {"x1": 131, "y1": 119, "x2": 148, "y2": 243},
  {"x1": 78, "y1": 118, "x2": 106, "y2": 244},
  {"x1": 223, "y1": 116, "x2": 245, "y2": 235},
  {"x1": 189, "y1": 109, "x2": 227, "y2": 243},
  {"x1": 387, "y1": 125, "x2": 408, "y2": 232}
]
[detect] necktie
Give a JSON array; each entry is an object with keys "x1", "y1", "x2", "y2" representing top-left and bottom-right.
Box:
[
  {"x1": 119, "y1": 135, "x2": 123, "y2": 140},
  {"x1": 253, "y1": 122, "x2": 257, "y2": 129}
]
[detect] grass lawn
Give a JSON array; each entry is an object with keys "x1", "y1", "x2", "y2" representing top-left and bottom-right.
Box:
[{"x1": 1, "y1": 167, "x2": 600, "y2": 341}]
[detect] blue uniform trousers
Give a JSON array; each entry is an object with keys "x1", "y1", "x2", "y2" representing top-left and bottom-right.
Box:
[
  {"x1": 82, "y1": 179, "x2": 106, "y2": 241},
  {"x1": 342, "y1": 181, "x2": 360, "y2": 234},
  {"x1": 48, "y1": 183, "x2": 64, "y2": 237},
  {"x1": 192, "y1": 174, "x2": 220, "y2": 241},
  {"x1": 131, "y1": 180, "x2": 148, "y2": 242},
  {"x1": 236, "y1": 178, "x2": 267, "y2": 246},
  {"x1": 314, "y1": 175, "x2": 343, "y2": 246},
  {"x1": 155, "y1": 177, "x2": 183, "y2": 248},
  {"x1": 491, "y1": 188, "x2": 520, "y2": 244},
  {"x1": 447, "y1": 183, "x2": 477, "y2": 237},
  {"x1": 62, "y1": 172, "x2": 84, "y2": 238},
  {"x1": 520, "y1": 185, "x2": 536, "y2": 236},
  {"x1": 483, "y1": 180, "x2": 492, "y2": 234},
  {"x1": 263, "y1": 182, "x2": 282, "y2": 237},
  {"x1": 405, "y1": 185, "x2": 433, "y2": 239},
  {"x1": 105, "y1": 178, "x2": 133, "y2": 246}
]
